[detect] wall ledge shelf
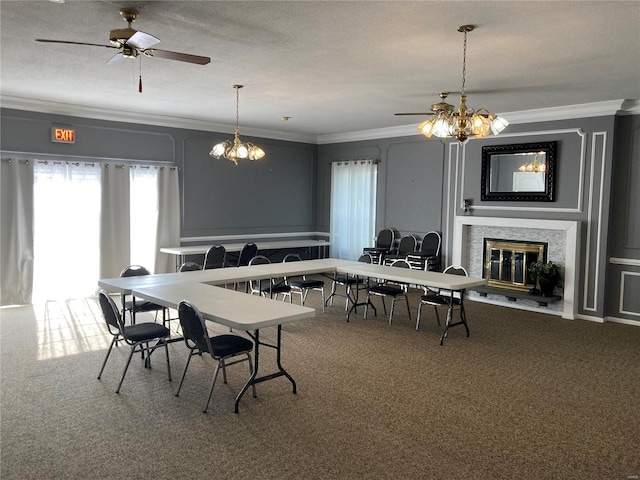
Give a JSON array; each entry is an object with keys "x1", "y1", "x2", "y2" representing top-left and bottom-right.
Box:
[{"x1": 473, "y1": 286, "x2": 562, "y2": 307}]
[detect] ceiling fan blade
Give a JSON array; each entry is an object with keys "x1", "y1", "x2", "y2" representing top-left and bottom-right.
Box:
[
  {"x1": 146, "y1": 48, "x2": 211, "y2": 65},
  {"x1": 127, "y1": 31, "x2": 160, "y2": 50},
  {"x1": 106, "y1": 52, "x2": 126, "y2": 65},
  {"x1": 36, "y1": 39, "x2": 117, "y2": 50},
  {"x1": 394, "y1": 112, "x2": 434, "y2": 116}
]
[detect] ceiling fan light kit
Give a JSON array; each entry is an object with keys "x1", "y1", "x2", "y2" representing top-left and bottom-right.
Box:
[
  {"x1": 416, "y1": 25, "x2": 509, "y2": 144},
  {"x1": 209, "y1": 85, "x2": 266, "y2": 165}
]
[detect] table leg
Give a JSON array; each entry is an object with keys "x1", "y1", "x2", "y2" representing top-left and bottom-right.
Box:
[
  {"x1": 439, "y1": 290, "x2": 470, "y2": 346},
  {"x1": 345, "y1": 275, "x2": 376, "y2": 322},
  {"x1": 234, "y1": 325, "x2": 297, "y2": 414}
]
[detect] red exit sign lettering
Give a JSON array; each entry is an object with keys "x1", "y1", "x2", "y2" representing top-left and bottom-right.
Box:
[{"x1": 51, "y1": 127, "x2": 75, "y2": 144}]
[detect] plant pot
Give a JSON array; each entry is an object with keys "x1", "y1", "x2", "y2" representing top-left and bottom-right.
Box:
[{"x1": 538, "y1": 278, "x2": 556, "y2": 297}]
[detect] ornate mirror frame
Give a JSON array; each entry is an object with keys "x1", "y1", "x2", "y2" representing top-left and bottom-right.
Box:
[{"x1": 481, "y1": 141, "x2": 557, "y2": 201}]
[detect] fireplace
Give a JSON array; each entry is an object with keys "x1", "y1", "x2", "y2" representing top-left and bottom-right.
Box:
[
  {"x1": 454, "y1": 217, "x2": 579, "y2": 319},
  {"x1": 483, "y1": 239, "x2": 547, "y2": 292}
]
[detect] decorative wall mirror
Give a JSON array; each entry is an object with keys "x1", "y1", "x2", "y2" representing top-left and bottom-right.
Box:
[{"x1": 481, "y1": 141, "x2": 557, "y2": 201}]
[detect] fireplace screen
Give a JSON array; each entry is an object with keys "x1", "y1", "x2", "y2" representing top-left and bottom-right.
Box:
[{"x1": 483, "y1": 239, "x2": 547, "y2": 291}]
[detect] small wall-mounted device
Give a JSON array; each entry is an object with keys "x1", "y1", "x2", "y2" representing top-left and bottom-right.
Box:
[{"x1": 462, "y1": 198, "x2": 471, "y2": 212}]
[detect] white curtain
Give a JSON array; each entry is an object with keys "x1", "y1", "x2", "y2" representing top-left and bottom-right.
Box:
[
  {"x1": 1, "y1": 157, "x2": 178, "y2": 305},
  {"x1": 0, "y1": 159, "x2": 34, "y2": 305},
  {"x1": 100, "y1": 163, "x2": 130, "y2": 279},
  {"x1": 32, "y1": 161, "x2": 101, "y2": 302},
  {"x1": 330, "y1": 160, "x2": 377, "y2": 260},
  {"x1": 155, "y1": 167, "x2": 180, "y2": 274}
]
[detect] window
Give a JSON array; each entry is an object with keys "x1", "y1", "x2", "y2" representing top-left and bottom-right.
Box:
[
  {"x1": 130, "y1": 166, "x2": 159, "y2": 273},
  {"x1": 33, "y1": 161, "x2": 101, "y2": 302},
  {"x1": 330, "y1": 160, "x2": 377, "y2": 260}
]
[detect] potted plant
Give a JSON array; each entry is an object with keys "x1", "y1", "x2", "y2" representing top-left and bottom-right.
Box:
[{"x1": 528, "y1": 261, "x2": 562, "y2": 297}]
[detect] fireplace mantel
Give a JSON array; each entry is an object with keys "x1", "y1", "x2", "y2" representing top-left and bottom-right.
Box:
[{"x1": 453, "y1": 216, "x2": 580, "y2": 319}]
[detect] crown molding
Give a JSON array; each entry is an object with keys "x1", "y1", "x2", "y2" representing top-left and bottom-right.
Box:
[
  {"x1": 1, "y1": 95, "x2": 636, "y2": 146},
  {"x1": 317, "y1": 99, "x2": 633, "y2": 144},
  {"x1": 0, "y1": 95, "x2": 317, "y2": 145}
]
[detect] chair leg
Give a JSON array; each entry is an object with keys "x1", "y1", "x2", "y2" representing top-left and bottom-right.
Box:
[
  {"x1": 221, "y1": 358, "x2": 228, "y2": 384},
  {"x1": 388, "y1": 298, "x2": 396, "y2": 325},
  {"x1": 434, "y1": 306, "x2": 441, "y2": 326},
  {"x1": 116, "y1": 343, "x2": 140, "y2": 394},
  {"x1": 97, "y1": 336, "x2": 118, "y2": 379},
  {"x1": 175, "y1": 351, "x2": 194, "y2": 397},
  {"x1": 416, "y1": 301, "x2": 423, "y2": 330},
  {"x1": 247, "y1": 353, "x2": 257, "y2": 398},
  {"x1": 404, "y1": 295, "x2": 411, "y2": 322},
  {"x1": 364, "y1": 292, "x2": 370, "y2": 318},
  {"x1": 203, "y1": 361, "x2": 223, "y2": 413},
  {"x1": 320, "y1": 288, "x2": 326, "y2": 313},
  {"x1": 164, "y1": 340, "x2": 172, "y2": 382}
]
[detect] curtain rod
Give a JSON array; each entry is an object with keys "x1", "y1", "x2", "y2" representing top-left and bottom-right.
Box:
[
  {"x1": 329, "y1": 157, "x2": 380, "y2": 165},
  {"x1": 1, "y1": 150, "x2": 175, "y2": 166}
]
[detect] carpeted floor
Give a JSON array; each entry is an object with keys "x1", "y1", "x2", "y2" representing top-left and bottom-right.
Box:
[{"x1": 1, "y1": 286, "x2": 639, "y2": 480}]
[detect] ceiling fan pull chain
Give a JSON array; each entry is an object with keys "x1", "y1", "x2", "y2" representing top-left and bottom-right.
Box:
[{"x1": 138, "y1": 55, "x2": 142, "y2": 93}]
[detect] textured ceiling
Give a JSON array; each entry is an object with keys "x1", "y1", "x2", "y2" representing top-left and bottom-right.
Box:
[{"x1": 1, "y1": 1, "x2": 639, "y2": 141}]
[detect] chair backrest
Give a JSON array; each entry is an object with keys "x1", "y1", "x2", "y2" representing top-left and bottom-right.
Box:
[
  {"x1": 237, "y1": 243, "x2": 259, "y2": 267},
  {"x1": 397, "y1": 235, "x2": 418, "y2": 255},
  {"x1": 443, "y1": 265, "x2": 468, "y2": 277},
  {"x1": 204, "y1": 245, "x2": 226, "y2": 270},
  {"x1": 98, "y1": 290, "x2": 125, "y2": 335},
  {"x1": 120, "y1": 265, "x2": 151, "y2": 277},
  {"x1": 420, "y1": 231, "x2": 442, "y2": 256},
  {"x1": 391, "y1": 259, "x2": 411, "y2": 269},
  {"x1": 283, "y1": 253, "x2": 302, "y2": 263},
  {"x1": 437, "y1": 265, "x2": 468, "y2": 299},
  {"x1": 177, "y1": 300, "x2": 213, "y2": 355},
  {"x1": 358, "y1": 253, "x2": 373, "y2": 263},
  {"x1": 248, "y1": 255, "x2": 271, "y2": 292},
  {"x1": 248, "y1": 255, "x2": 270, "y2": 266},
  {"x1": 179, "y1": 261, "x2": 202, "y2": 272},
  {"x1": 376, "y1": 228, "x2": 395, "y2": 250}
]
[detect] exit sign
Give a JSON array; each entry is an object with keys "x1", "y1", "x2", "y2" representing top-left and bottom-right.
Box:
[{"x1": 51, "y1": 127, "x2": 75, "y2": 144}]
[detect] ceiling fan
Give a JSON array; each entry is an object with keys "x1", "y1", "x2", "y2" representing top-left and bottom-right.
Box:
[
  {"x1": 394, "y1": 92, "x2": 455, "y2": 117},
  {"x1": 36, "y1": 7, "x2": 210, "y2": 89}
]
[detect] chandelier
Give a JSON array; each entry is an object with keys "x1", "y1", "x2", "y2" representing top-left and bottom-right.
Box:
[
  {"x1": 418, "y1": 25, "x2": 509, "y2": 144},
  {"x1": 210, "y1": 85, "x2": 265, "y2": 164}
]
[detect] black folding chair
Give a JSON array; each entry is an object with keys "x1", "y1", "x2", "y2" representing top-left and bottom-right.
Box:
[
  {"x1": 97, "y1": 290, "x2": 172, "y2": 393},
  {"x1": 175, "y1": 300, "x2": 255, "y2": 413}
]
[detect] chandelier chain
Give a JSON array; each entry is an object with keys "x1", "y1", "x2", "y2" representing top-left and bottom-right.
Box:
[
  {"x1": 235, "y1": 86, "x2": 240, "y2": 133},
  {"x1": 461, "y1": 29, "x2": 467, "y2": 95}
]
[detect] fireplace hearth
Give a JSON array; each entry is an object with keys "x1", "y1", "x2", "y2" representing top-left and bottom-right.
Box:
[{"x1": 483, "y1": 239, "x2": 547, "y2": 292}]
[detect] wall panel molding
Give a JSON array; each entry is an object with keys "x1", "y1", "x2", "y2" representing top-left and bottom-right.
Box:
[{"x1": 469, "y1": 128, "x2": 587, "y2": 213}]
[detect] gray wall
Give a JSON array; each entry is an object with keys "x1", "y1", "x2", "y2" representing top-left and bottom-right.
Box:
[
  {"x1": 317, "y1": 138, "x2": 446, "y2": 239},
  {"x1": 0, "y1": 108, "x2": 319, "y2": 240},
  {"x1": 606, "y1": 114, "x2": 640, "y2": 322},
  {"x1": 317, "y1": 115, "x2": 635, "y2": 322},
  {"x1": 2, "y1": 107, "x2": 638, "y2": 323}
]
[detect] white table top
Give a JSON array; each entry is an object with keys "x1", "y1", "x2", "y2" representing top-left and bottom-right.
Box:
[
  {"x1": 248, "y1": 258, "x2": 359, "y2": 278},
  {"x1": 132, "y1": 282, "x2": 315, "y2": 331},
  {"x1": 337, "y1": 263, "x2": 486, "y2": 290},
  {"x1": 160, "y1": 239, "x2": 331, "y2": 256},
  {"x1": 98, "y1": 258, "x2": 485, "y2": 295},
  {"x1": 97, "y1": 268, "x2": 256, "y2": 294}
]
